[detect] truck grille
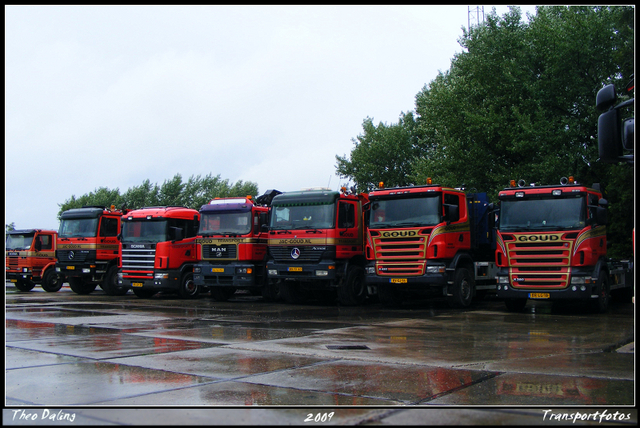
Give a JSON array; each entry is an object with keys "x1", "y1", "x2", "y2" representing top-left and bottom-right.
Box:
[
  {"x1": 370, "y1": 233, "x2": 427, "y2": 276},
  {"x1": 122, "y1": 245, "x2": 156, "y2": 277},
  {"x1": 202, "y1": 244, "x2": 237, "y2": 260},
  {"x1": 270, "y1": 246, "x2": 324, "y2": 263},
  {"x1": 7, "y1": 256, "x2": 19, "y2": 268},
  {"x1": 57, "y1": 250, "x2": 91, "y2": 263},
  {"x1": 505, "y1": 237, "x2": 572, "y2": 289}
]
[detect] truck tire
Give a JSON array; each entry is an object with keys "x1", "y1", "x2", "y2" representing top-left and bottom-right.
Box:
[
  {"x1": 178, "y1": 272, "x2": 199, "y2": 299},
  {"x1": 68, "y1": 277, "x2": 97, "y2": 295},
  {"x1": 101, "y1": 266, "x2": 128, "y2": 296},
  {"x1": 592, "y1": 271, "x2": 610, "y2": 313},
  {"x1": 378, "y1": 284, "x2": 403, "y2": 307},
  {"x1": 133, "y1": 288, "x2": 157, "y2": 298},
  {"x1": 14, "y1": 279, "x2": 36, "y2": 292},
  {"x1": 338, "y1": 266, "x2": 366, "y2": 306},
  {"x1": 41, "y1": 268, "x2": 63, "y2": 292},
  {"x1": 504, "y1": 298, "x2": 527, "y2": 312},
  {"x1": 447, "y1": 267, "x2": 474, "y2": 308}
]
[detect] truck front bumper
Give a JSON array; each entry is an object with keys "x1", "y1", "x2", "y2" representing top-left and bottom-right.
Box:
[
  {"x1": 266, "y1": 260, "x2": 337, "y2": 281},
  {"x1": 193, "y1": 262, "x2": 256, "y2": 288}
]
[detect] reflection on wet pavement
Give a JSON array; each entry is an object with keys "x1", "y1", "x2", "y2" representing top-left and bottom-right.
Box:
[{"x1": 5, "y1": 285, "x2": 636, "y2": 424}]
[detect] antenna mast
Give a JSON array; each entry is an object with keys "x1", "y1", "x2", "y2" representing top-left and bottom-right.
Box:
[{"x1": 468, "y1": 6, "x2": 485, "y2": 30}]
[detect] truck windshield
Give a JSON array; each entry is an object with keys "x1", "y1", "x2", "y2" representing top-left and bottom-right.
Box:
[
  {"x1": 6, "y1": 233, "x2": 35, "y2": 250},
  {"x1": 199, "y1": 212, "x2": 252, "y2": 236},
  {"x1": 121, "y1": 220, "x2": 169, "y2": 243},
  {"x1": 499, "y1": 196, "x2": 586, "y2": 231},
  {"x1": 369, "y1": 195, "x2": 441, "y2": 228},
  {"x1": 59, "y1": 218, "x2": 99, "y2": 238},
  {"x1": 270, "y1": 203, "x2": 335, "y2": 230}
]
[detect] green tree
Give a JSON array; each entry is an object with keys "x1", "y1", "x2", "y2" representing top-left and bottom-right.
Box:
[
  {"x1": 6, "y1": 222, "x2": 16, "y2": 232},
  {"x1": 335, "y1": 112, "x2": 420, "y2": 191},
  {"x1": 57, "y1": 174, "x2": 260, "y2": 219}
]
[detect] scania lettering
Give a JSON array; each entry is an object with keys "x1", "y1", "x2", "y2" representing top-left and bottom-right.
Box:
[
  {"x1": 365, "y1": 180, "x2": 497, "y2": 308},
  {"x1": 495, "y1": 178, "x2": 633, "y2": 312},
  {"x1": 55, "y1": 206, "x2": 127, "y2": 295},
  {"x1": 265, "y1": 187, "x2": 370, "y2": 306},
  {"x1": 118, "y1": 206, "x2": 200, "y2": 299},
  {"x1": 193, "y1": 190, "x2": 279, "y2": 301},
  {"x1": 6, "y1": 229, "x2": 62, "y2": 292}
]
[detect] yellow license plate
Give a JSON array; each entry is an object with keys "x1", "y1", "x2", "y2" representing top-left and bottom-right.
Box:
[
  {"x1": 10, "y1": 279, "x2": 17, "y2": 283},
  {"x1": 529, "y1": 293, "x2": 550, "y2": 299},
  {"x1": 390, "y1": 278, "x2": 408, "y2": 283},
  {"x1": 288, "y1": 267, "x2": 303, "y2": 272},
  {"x1": 66, "y1": 266, "x2": 75, "y2": 270},
  {"x1": 211, "y1": 268, "x2": 224, "y2": 273},
  {"x1": 132, "y1": 282, "x2": 144, "y2": 288}
]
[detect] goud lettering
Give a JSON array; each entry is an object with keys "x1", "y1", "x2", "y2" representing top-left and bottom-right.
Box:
[
  {"x1": 517, "y1": 235, "x2": 559, "y2": 242},
  {"x1": 381, "y1": 231, "x2": 417, "y2": 238}
]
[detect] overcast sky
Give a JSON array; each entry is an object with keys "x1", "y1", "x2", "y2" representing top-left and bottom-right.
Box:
[{"x1": 5, "y1": 5, "x2": 538, "y2": 231}]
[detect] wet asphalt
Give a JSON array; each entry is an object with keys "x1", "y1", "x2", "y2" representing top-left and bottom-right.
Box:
[{"x1": 4, "y1": 282, "x2": 636, "y2": 426}]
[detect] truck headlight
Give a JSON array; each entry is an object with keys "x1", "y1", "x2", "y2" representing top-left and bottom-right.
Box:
[
  {"x1": 426, "y1": 265, "x2": 445, "y2": 274},
  {"x1": 268, "y1": 269, "x2": 278, "y2": 276},
  {"x1": 315, "y1": 270, "x2": 328, "y2": 276},
  {"x1": 155, "y1": 273, "x2": 169, "y2": 279},
  {"x1": 498, "y1": 276, "x2": 509, "y2": 284},
  {"x1": 366, "y1": 266, "x2": 375, "y2": 274}
]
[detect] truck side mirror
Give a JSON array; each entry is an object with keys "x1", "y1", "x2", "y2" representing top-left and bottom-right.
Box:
[
  {"x1": 171, "y1": 227, "x2": 184, "y2": 242},
  {"x1": 34, "y1": 236, "x2": 42, "y2": 252},
  {"x1": 596, "y1": 206, "x2": 607, "y2": 226},
  {"x1": 598, "y1": 109, "x2": 623, "y2": 162},
  {"x1": 446, "y1": 205, "x2": 459, "y2": 223}
]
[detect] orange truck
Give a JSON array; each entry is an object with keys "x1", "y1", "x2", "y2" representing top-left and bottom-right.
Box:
[
  {"x1": 494, "y1": 177, "x2": 633, "y2": 312},
  {"x1": 6, "y1": 229, "x2": 62, "y2": 292},
  {"x1": 55, "y1": 206, "x2": 127, "y2": 295},
  {"x1": 117, "y1": 206, "x2": 200, "y2": 299},
  {"x1": 265, "y1": 187, "x2": 370, "y2": 306},
  {"x1": 364, "y1": 181, "x2": 497, "y2": 308},
  {"x1": 193, "y1": 191, "x2": 279, "y2": 301}
]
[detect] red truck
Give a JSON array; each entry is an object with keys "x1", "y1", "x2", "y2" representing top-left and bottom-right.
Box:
[
  {"x1": 364, "y1": 180, "x2": 497, "y2": 308},
  {"x1": 265, "y1": 187, "x2": 370, "y2": 306},
  {"x1": 6, "y1": 229, "x2": 62, "y2": 292},
  {"x1": 193, "y1": 191, "x2": 279, "y2": 301},
  {"x1": 494, "y1": 177, "x2": 633, "y2": 312},
  {"x1": 56, "y1": 206, "x2": 127, "y2": 295},
  {"x1": 117, "y1": 206, "x2": 200, "y2": 299}
]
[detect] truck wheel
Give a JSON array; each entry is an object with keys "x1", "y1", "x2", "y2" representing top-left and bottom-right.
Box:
[
  {"x1": 592, "y1": 271, "x2": 610, "y2": 313},
  {"x1": 41, "y1": 269, "x2": 63, "y2": 292},
  {"x1": 68, "y1": 277, "x2": 97, "y2": 295},
  {"x1": 279, "y1": 280, "x2": 309, "y2": 304},
  {"x1": 447, "y1": 268, "x2": 474, "y2": 308},
  {"x1": 14, "y1": 279, "x2": 36, "y2": 292},
  {"x1": 504, "y1": 298, "x2": 527, "y2": 312},
  {"x1": 378, "y1": 284, "x2": 403, "y2": 307},
  {"x1": 178, "y1": 272, "x2": 199, "y2": 299},
  {"x1": 133, "y1": 288, "x2": 157, "y2": 298},
  {"x1": 210, "y1": 287, "x2": 236, "y2": 301},
  {"x1": 338, "y1": 266, "x2": 366, "y2": 306},
  {"x1": 101, "y1": 266, "x2": 128, "y2": 296}
]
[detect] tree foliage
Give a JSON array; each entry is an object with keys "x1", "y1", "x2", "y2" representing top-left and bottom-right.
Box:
[
  {"x1": 335, "y1": 112, "x2": 420, "y2": 191},
  {"x1": 57, "y1": 174, "x2": 259, "y2": 220},
  {"x1": 335, "y1": 6, "x2": 634, "y2": 258}
]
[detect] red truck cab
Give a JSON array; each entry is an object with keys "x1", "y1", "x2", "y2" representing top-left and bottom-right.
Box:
[
  {"x1": 118, "y1": 206, "x2": 200, "y2": 299},
  {"x1": 6, "y1": 229, "x2": 62, "y2": 292}
]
